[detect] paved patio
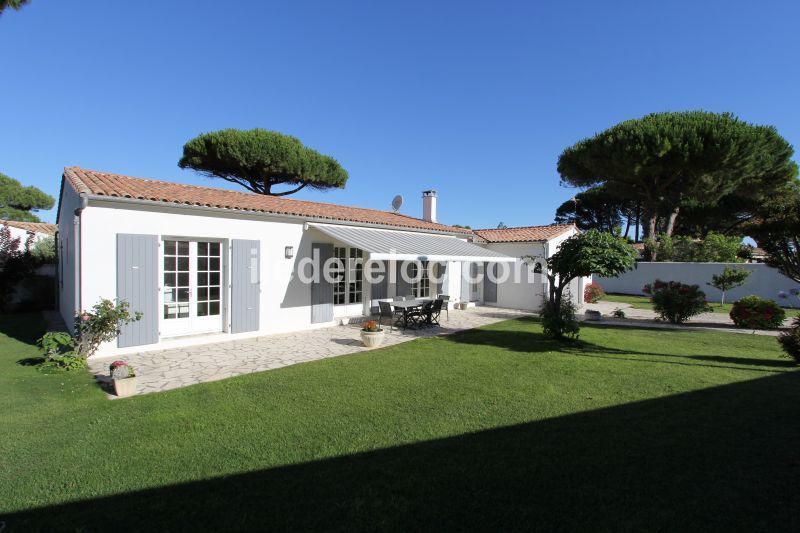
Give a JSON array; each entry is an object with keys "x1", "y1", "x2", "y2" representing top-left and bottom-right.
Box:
[{"x1": 90, "y1": 306, "x2": 529, "y2": 397}]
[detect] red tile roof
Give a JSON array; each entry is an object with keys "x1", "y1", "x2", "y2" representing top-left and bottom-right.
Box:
[
  {"x1": 63, "y1": 167, "x2": 470, "y2": 234},
  {"x1": 472, "y1": 224, "x2": 575, "y2": 243},
  {"x1": 1, "y1": 219, "x2": 57, "y2": 235}
]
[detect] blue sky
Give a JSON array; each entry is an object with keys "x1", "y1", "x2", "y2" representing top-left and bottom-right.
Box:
[{"x1": 2, "y1": 0, "x2": 798, "y2": 227}]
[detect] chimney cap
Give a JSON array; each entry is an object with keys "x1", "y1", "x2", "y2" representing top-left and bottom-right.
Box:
[{"x1": 422, "y1": 190, "x2": 437, "y2": 197}]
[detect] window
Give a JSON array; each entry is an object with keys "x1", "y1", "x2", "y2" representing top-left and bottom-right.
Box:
[
  {"x1": 333, "y1": 247, "x2": 347, "y2": 305},
  {"x1": 333, "y1": 246, "x2": 362, "y2": 305},
  {"x1": 411, "y1": 261, "x2": 430, "y2": 298},
  {"x1": 196, "y1": 241, "x2": 222, "y2": 317},
  {"x1": 163, "y1": 240, "x2": 190, "y2": 319},
  {"x1": 349, "y1": 248, "x2": 363, "y2": 304}
]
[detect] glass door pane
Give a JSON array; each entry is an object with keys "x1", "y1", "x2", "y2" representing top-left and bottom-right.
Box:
[
  {"x1": 164, "y1": 240, "x2": 190, "y2": 319},
  {"x1": 196, "y1": 241, "x2": 222, "y2": 317}
]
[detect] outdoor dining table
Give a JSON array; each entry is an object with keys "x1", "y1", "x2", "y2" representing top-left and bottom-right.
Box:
[{"x1": 391, "y1": 299, "x2": 433, "y2": 329}]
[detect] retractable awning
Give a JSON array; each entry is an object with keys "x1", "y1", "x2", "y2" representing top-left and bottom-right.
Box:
[{"x1": 308, "y1": 223, "x2": 516, "y2": 262}]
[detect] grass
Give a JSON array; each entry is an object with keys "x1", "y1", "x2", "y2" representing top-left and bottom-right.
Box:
[
  {"x1": 1, "y1": 313, "x2": 799, "y2": 531},
  {"x1": 602, "y1": 292, "x2": 800, "y2": 317}
]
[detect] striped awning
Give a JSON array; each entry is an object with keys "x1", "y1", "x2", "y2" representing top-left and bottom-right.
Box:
[{"x1": 308, "y1": 223, "x2": 516, "y2": 262}]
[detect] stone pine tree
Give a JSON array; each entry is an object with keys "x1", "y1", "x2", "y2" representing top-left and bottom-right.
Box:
[
  {"x1": 557, "y1": 111, "x2": 798, "y2": 259},
  {"x1": 179, "y1": 129, "x2": 348, "y2": 197},
  {"x1": 0, "y1": 0, "x2": 30, "y2": 15},
  {"x1": 748, "y1": 189, "x2": 800, "y2": 283},
  {"x1": 0, "y1": 172, "x2": 54, "y2": 222},
  {"x1": 708, "y1": 266, "x2": 751, "y2": 305}
]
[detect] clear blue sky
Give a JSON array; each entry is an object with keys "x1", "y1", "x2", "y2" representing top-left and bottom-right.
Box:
[{"x1": 2, "y1": 0, "x2": 798, "y2": 227}]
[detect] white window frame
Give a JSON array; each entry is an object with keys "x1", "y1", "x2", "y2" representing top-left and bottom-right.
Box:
[
  {"x1": 411, "y1": 261, "x2": 430, "y2": 299},
  {"x1": 333, "y1": 245, "x2": 363, "y2": 305}
]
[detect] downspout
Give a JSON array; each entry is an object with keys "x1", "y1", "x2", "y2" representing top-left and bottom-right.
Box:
[{"x1": 73, "y1": 195, "x2": 88, "y2": 322}]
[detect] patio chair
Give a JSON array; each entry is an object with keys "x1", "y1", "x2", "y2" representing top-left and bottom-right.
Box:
[
  {"x1": 404, "y1": 295, "x2": 415, "y2": 301},
  {"x1": 437, "y1": 294, "x2": 451, "y2": 320},
  {"x1": 393, "y1": 295, "x2": 406, "y2": 302},
  {"x1": 378, "y1": 301, "x2": 400, "y2": 332},
  {"x1": 414, "y1": 300, "x2": 434, "y2": 328},
  {"x1": 427, "y1": 298, "x2": 444, "y2": 326}
]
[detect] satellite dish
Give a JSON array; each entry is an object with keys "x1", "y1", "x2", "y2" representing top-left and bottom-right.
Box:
[{"x1": 391, "y1": 195, "x2": 404, "y2": 212}]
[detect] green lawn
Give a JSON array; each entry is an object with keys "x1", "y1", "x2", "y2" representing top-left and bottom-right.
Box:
[
  {"x1": 602, "y1": 292, "x2": 800, "y2": 317},
  {"x1": 1, "y1": 313, "x2": 799, "y2": 531}
]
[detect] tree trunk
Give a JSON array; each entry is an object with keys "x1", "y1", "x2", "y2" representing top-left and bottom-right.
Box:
[
  {"x1": 634, "y1": 202, "x2": 641, "y2": 242},
  {"x1": 623, "y1": 217, "x2": 631, "y2": 239},
  {"x1": 665, "y1": 206, "x2": 681, "y2": 236}
]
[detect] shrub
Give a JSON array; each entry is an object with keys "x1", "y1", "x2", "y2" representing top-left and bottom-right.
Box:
[
  {"x1": 612, "y1": 308, "x2": 626, "y2": 318},
  {"x1": 729, "y1": 296, "x2": 786, "y2": 329},
  {"x1": 540, "y1": 299, "x2": 580, "y2": 339},
  {"x1": 74, "y1": 299, "x2": 142, "y2": 359},
  {"x1": 643, "y1": 280, "x2": 710, "y2": 324},
  {"x1": 37, "y1": 331, "x2": 86, "y2": 370},
  {"x1": 583, "y1": 282, "x2": 605, "y2": 303},
  {"x1": 778, "y1": 317, "x2": 800, "y2": 363}
]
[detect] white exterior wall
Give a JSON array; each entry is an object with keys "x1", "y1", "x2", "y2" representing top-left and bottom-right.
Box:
[
  {"x1": 76, "y1": 201, "x2": 345, "y2": 357},
  {"x1": 5, "y1": 225, "x2": 50, "y2": 249},
  {"x1": 476, "y1": 227, "x2": 587, "y2": 312},
  {"x1": 478, "y1": 242, "x2": 548, "y2": 311},
  {"x1": 597, "y1": 262, "x2": 799, "y2": 305},
  {"x1": 57, "y1": 185, "x2": 81, "y2": 332}
]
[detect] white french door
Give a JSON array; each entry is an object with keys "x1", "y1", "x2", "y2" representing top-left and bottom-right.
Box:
[{"x1": 161, "y1": 239, "x2": 224, "y2": 337}]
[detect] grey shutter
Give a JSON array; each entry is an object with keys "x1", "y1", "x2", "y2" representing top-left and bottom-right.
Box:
[
  {"x1": 311, "y1": 243, "x2": 334, "y2": 323},
  {"x1": 117, "y1": 233, "x2": 158, "y2": 348},
  {"x1": 484, "y1": 262, "x2": 498, "y2": 303},
  {"x1": 460, "y1": 261, "x2": 471, "y2": 301},
  {"x1": 370, "y1": 260, "x2": 389, "y2": 311},
  {"x1": 396, "y1": 261, "x2": 412, "y2": 298},
  {"x1": 231, "y1": 239, "x2": 260, "y2": 333}
]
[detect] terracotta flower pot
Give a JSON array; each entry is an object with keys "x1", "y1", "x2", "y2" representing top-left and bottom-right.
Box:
[
  {"x1": 360, "y1": 330, "x2": 385, "y2": 348},
  {"x1": 113, "y1": 376, "x2": 138, "y2": 397}
]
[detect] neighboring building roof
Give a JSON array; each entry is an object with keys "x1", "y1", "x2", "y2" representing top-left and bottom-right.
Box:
[
  {"x1": 0, "y1": 219, "x2": 57, "y2": 235},
  {"x1": 471, "y1": 224, "x2": 576, "y2": 243},
  {"x1": 62, "y1": 167, "x2": 469, "y2": 234}
]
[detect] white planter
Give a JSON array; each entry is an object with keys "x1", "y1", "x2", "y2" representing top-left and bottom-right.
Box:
[
  {"x1": 360, "y1": 330, "x2": 385, "y2": 348},
  {"x1": 456, "y1": 302, "x2": 469, "y2": 310},
  {"x1": 340, "y1": 318, "x2": 350, "y2": 325},
  {"x1": 113, "y1": 376, "x2": 137, "y2": 397}
]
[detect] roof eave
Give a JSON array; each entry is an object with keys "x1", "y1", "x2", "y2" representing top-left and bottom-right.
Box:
[{"x1": 83, "y1": 194, "x2": 474, "y2": 237}]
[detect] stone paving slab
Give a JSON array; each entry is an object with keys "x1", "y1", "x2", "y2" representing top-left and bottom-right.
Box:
[{"x1": 89, "y1": 307, "x2": 528, "y2": 398}]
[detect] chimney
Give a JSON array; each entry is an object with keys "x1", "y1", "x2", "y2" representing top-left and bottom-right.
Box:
[{"x1": 422, "y1": 190, "x2": 437, "y2": 222}]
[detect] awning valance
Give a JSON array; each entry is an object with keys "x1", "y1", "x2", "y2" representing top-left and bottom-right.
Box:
[{"x1": 308, "y1": 223, "x2": 516, "y2": 262}]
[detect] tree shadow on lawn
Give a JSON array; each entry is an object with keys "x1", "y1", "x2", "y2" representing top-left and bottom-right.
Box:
[
  {"x1": 446, "y1": 320, "x2": 795, "y2": 372},
  {"x1": 0, "y1": 312, "x2": 45, "y2": 347},
  {"x1": 3, "y1": 372, "x2": 799, "y2": 532}
]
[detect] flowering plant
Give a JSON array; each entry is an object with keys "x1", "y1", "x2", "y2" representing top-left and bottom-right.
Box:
[
  {"x1": 362, "y1": 320, "x2": 382, "y2": 332},
  {"x1": 643, "y1": 280, "x2": 710, "y2": 324},
  {"x1": 583, "y1": 282, "x2": 605, "y2": 303},
  {"x1": 110, "y1": 360, "x2": 135, "y2": 379},
  {"x1": 730, "y1": 296, "x2": 786, "y2": 329}
]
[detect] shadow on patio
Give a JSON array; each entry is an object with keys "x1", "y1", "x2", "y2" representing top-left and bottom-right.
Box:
[{"x1": 4, "y1": 371, "x2": 799, "y2": 531}]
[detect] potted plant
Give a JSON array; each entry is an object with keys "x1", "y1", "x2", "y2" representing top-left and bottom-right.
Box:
[
  {"x1": 456, "y1": 300, "x2": 469, "y2": 310},
  {"x1": 360, "y1": 320, "x2": 385, "y2": 348},
  {"x1": 110, "y1": 360, "x2": 137, "y2": 397}
]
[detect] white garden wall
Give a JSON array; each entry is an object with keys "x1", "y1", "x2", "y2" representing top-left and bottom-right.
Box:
[{"x1": 597, "y1": 262, "x2": 799, "y2": 305}]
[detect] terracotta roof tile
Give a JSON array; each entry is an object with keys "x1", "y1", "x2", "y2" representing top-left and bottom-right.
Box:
[
  {"x1": 1, "y1": 220, "x2": 57, "y2": 235},
  {"x1": 63, "y1": 167, "x2": 469, "y2": 234},
  {"x1": 472, "y1": 224, "x2": 575, "y2": 243}
]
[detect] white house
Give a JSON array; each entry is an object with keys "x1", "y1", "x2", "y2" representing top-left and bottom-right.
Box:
[
  {"x1": 469, "y1": 224, "x2": 587, "y2": 312},
  {"x1": 56, "y1": 167, "x2": 582, "y2": 358},
  {"x1": 1, "y1": 219, "x2": 56, "y2": 250}
]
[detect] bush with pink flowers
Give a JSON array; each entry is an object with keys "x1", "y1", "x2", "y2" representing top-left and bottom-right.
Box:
[
  {"x1": 583, "y1": 282, "x2": 605, "y2": 303},
  {"x1": 729, "y1": 296, "x2": 785, "y2": 330},
  {"x1": 643, "y1": 280, "x2": 710, "y2": 324}
]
